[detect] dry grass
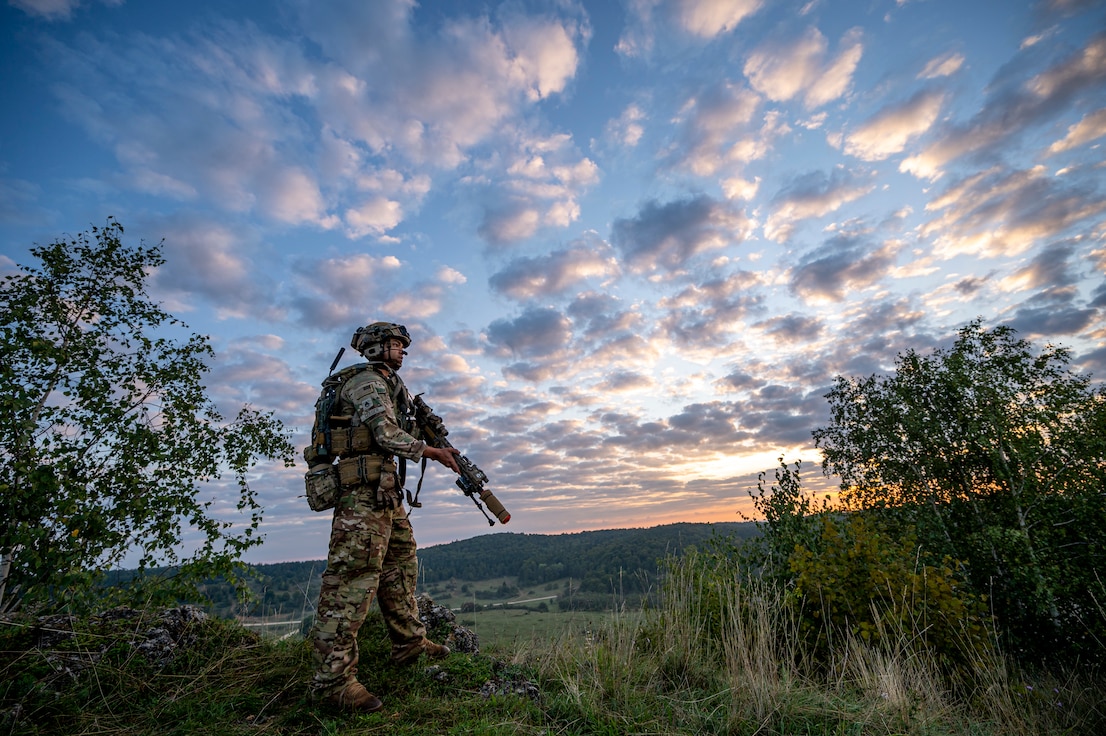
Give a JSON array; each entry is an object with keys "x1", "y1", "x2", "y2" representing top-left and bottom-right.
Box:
[{"x1": 2, "y1": 556, "x2": 1102, "y2": 735}]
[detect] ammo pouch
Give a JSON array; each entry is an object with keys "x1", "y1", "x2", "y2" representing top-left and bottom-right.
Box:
[
  {"x1": 336, "y1": 455, "x2": 402, "y2": 510},
  {"x1": 304, "y1": 463, "x2": 341, "y2": 512},
  {"x1": 329, "y1": 425, "x2": 373, "y2": 455}
]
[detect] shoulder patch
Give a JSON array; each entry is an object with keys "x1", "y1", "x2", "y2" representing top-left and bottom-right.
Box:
[{"x1": 360, "y1": 400, "x2": 387, "y2": 421}]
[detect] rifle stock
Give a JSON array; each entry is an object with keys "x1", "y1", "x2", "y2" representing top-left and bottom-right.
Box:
[{"x1": 413, "y1": 394, "x2": 510, "y2": 525}]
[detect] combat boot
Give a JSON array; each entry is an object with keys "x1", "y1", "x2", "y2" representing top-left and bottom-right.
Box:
[
  {"x1": 325, "y1": 680, "x2": 383, "y2": 712},
  {"x1": 392, "y1": 637, "x2": 451, "y2": 665}
]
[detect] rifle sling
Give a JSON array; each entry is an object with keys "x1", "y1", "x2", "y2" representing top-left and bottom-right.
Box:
[{"x1": 406, "y1": 456, "x2": 428, "y2": 509}]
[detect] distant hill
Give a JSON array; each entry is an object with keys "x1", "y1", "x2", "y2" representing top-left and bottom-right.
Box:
[
  {"x1": 142, "y1": 521, "x2": 760, "y2": 618},
  {"x1": 417, "y1": 521, "x2": 759, "y2": 593}
]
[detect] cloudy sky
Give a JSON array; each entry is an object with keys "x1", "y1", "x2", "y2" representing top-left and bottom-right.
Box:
[{"x1": 2, "y1": 0, "x2": 1105, "y2": 563}]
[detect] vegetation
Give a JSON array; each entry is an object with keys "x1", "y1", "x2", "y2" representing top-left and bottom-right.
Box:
[
  {"x1": 2, "y1": 226, "x2": 1101, "y2": 733},
  {"x1": 2, "y1": 551, "x2": 1102, "y2": 735},
  {"x1": 813, "y1": 320, "x2": 1106, "y2": 665},
  {"x1": 132, "y1": 522, "x2": 755, "y2": 621},
  {"x1": 418, "y1": 521, "x2": 755, "y2": 590},
  {"x1": 0, "y1": 220, "x2": 296, "y2": 612}
]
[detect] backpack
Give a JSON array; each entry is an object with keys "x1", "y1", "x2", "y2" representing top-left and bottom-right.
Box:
[
  {"x1": 303, "y1": 362, "x2": 371, "y2": 512},
  {"x1": 309, "y1": 363, "x2": 371, "y2": 463}
]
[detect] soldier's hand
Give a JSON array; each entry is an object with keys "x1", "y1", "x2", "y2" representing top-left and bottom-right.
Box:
[{"x1": 425, "y1": 446, "x2": 461, "y2": 473}]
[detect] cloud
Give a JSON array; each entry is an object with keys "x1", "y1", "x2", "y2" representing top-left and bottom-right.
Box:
[
  {"x1": 994, "y1": 241, "x2": 1102, "y2": 343},
  {"x1": 40, "y1": 0, "x2": 588, "y2": 239},
  {"x1": 727, "y1": 387, "x2": 829, "y2": 447},
  {"x1": 489, "y1": 235, "x2": 620, "y2": 301},
  {"x1": 1043, "y1": 0, "x2": 1106, "y2": 14},
  {"x1": 148, "y1": 217, "x2": 283, "y2": 322},
  {"x1": 918, "y1": 51, "x2": 965, "y2": 79},
  {"x1": 485, "y1": 306, "x2": 573, "y2": 360},
  {"x1": 611, "y1": 194, "x2": 754, "y2": 274},
  {"x1": 902, "y1": 32, "x2": 1106, "y2": 179},
  {"x1": 676, "y1": 0, "x2": 765, "y2": 38},
  {"x1": 1000, "y1": 241, "x2": 1079, "y2": 292},
  {"x1": 744, "y1": 26, "x2": 864, "y2": 109},
  {"x1": 604, "y1": 103, "x2": 648, "y2": 148},
  {"x1": 436, "y1": 266, "x2": 467, "y2": 285},
  {"x1": 343, "y1": 197, "x2": 403, "y2": 238},
  {"x1": 498, "y1": 9, "x2": 585, "y2": 101},
  {"x1": 722, "y1": 175, "x2": 761, "y2": 200},
  {"x1": 290, "y1": 252, "x2": 434, "y2": 328},
  {"x1": 205, "y1": 338, "x2": 318, "y2": 417},
  {"x1": 617, "y1": 0, "x2": 764, "y2": 59},
  {"x1": 472, "y1": 130, "x2": 599, "y2": 245},
  {"x1": 341, "y1": 167, "x2": 431, "y2": 238},
  {"x1": 755, "y1": 313, "x2": 824, "y2": 342},
  {"x1": 594, "y1": 370, "x2": 656, "y2": 394},
  {"x1": 1026, "y1": 32, "x2": 1106, "y2": 99},
  {"x1": 307, "y1": 5, "x2": 587, "y2": 168},
  {"x1": 45, "y1": 26, "x2": 337, "y2": 227},
  {"x1": 922, "y1": 165, "x2": 1106, "y2": 258},
  {"x1": 656, "y1": 269, "x2": 764, "y2": 347},
  {"x1": 843, "y1": 89, "x2": 945, "y2": 161},
  {"x1": 0, "y1": 178, "x2": 52, "y2": 226},
  {"x1": 10, "y1": 0, "x2": 121, "y2": 21},
  {"x1": 789, "y1": 233, "x2": 901, "y2": 303},
  {"x1": 1047, "y1": 107, "x2": 1106, "y2": 154},
  {"x1": 1005, "y1": 286, "x2": 1099, "y2": 338},
  {"x1": 669, "y1": 81, "x2": 767, "y2": 176},
  {"x1": 764, "y1": 166, "x2": 876, "y2": 242},
  {"x1": 566, "y1": 293, "x2": 656, "y2": 368},
  {"x1": 383, "y1": 283, "x2": 452, "y2": 321}
]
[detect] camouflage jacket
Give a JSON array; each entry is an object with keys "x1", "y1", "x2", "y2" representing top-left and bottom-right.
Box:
[{"x1": 338, "y1": 363, "x2": 426, "y2": 461}]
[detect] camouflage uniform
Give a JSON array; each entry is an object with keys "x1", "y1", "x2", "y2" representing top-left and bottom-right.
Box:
[{"x1": 309, "y1": 362, "x2": 430, "y2": 698}]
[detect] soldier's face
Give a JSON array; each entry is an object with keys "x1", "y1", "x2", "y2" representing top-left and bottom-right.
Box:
[{"x1": 383, "y1": 338, "x2": 406, "y2": 369}]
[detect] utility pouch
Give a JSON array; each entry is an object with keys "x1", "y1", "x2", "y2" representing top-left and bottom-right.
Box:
[
  {"x1": 330, "y1": 425, "x2": 373, "y2": 455},
  {"x1": 335, "y1": 455, "x2": 401, "y2": 510},
  {"x1": 304, "y1": 463, "x2": 341, "y2": 512},
  {"x1": 375, "y1": 460, "x2": 401, "y2": 510},
  {"x1": 337, "y1": 455, "x2": 384, "y2": 487}
]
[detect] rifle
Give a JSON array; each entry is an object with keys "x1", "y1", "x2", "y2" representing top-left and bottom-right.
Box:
[{"x1": 412, "y1": 394, "x2": 511, "y2": 526}]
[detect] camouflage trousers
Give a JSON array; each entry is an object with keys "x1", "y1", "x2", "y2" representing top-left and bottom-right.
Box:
[{"x1": 309, "y1": 484, "x2": 425, "y2": 697}]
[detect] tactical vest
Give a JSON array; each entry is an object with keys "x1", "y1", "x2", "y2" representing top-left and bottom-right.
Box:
[
  {"x1": 308, "y1": 363, "x2": 409, "y2": 462},
  {"x1": 303, "y1": 363, "x2": 411, "y2": 512}
]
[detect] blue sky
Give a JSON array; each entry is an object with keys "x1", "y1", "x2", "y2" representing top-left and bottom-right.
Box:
[{"x1": 2, "y1": 0, "x2": 1104, "y2": 564}]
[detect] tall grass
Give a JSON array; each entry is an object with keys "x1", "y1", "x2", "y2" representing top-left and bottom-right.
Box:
[
  {"x1": 533, "y1": 551, "x2": 1105, "y2": 735},
  {"x1": 2, "y1": 553, "x2": 1102, "y2": 734}
]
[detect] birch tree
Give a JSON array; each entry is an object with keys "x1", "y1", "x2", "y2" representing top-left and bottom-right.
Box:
[{"x1": 0, "y1": 219, "x2": 294, "y2": 611}]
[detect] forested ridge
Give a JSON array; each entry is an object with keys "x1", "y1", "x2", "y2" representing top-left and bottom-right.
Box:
[
  {"x1": 195, "y1": 521, "x2": 758, "y2": 617},
  {"x1": 417, "y1": 521, "x2": 757, "y2": 590}
]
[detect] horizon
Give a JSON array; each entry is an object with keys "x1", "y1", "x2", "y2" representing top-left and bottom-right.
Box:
[{"x1": 1, "y1": 0, "x2": 1103, "y2": 564}]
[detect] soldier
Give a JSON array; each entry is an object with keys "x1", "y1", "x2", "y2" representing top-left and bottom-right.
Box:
[{"x1": 308, "y1": 322, "x2": 461, "y2": 712}]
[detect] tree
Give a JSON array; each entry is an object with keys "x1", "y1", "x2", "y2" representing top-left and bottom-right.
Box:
[
  {"x1": 739, "y1": 457, "x2": 829, "y2": 583},
  {"x1": 0, "y1": 219, "x2": 295, "y2": 611},
  {"x1": 813, "y1": 320, "x2": 1106, "y2": 663}
]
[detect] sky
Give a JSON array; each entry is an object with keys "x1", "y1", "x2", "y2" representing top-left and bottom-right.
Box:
[{"x1": 2, "y1": 0, "x2": 1105, "y2": 564}]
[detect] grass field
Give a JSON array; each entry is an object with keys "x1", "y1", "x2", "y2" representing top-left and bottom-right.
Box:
[
  {"x1": 456, "y1": 606, "x2": 644, "y2": 649},
  {"x1": 236, "y1": 574, "x2": 636, "y2": 649}
]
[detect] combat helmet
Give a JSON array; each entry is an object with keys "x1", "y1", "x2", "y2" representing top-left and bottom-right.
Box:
[{"x1": 352, "y1": 322, "x2": 411, "y2": 361}]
